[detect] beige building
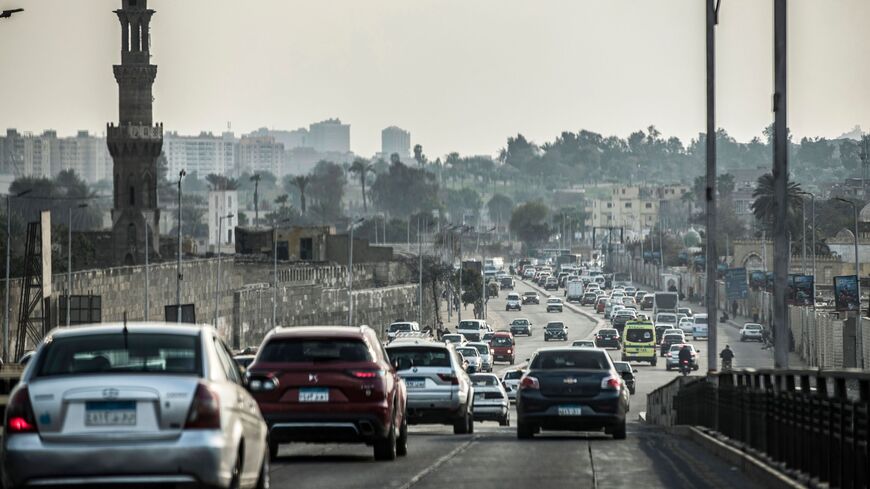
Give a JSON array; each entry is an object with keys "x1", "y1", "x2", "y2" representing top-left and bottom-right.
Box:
[{"x1": 586, "y1": 184, "x2": 689, "y2": 236}]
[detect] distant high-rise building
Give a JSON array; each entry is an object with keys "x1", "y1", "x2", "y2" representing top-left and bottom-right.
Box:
[
  {"x1": 107, "y1": 0, "x2": 163, "y2": 265},
  {"x1": 163, "y1": 131, "x2": 236, "y2": 178},
  {"x1": 238, "y1": 135, "x2": 285, "y2": 176},
  {"x1": 208, "y1": 190, "x2": 238, "y2": 250},
  {"x1": 0, "y1": 129, "x2": 110, "y2": 182},
  {"x1": 309, "y1": 119, "x2": 350, "y2": 153},
  {"x1": 381, "y1": 126, "x2": 411, "y2": 159},
  {"x1": 249, "y1": 127, "x2": 309, "y2": 150}
]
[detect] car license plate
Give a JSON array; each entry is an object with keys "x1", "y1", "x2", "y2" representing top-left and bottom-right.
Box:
[
  {"x1": 405, "y1": 378, "x2": 426, "y2": 389},
  {"x1": 298, "y1": 387, "x2": 329, "y2": 403},
  {"x1": 85, "y1": 401, "x2": 136, "y2": 426},
  {"x1": 557, "y1": 405, "x2": 582, "y2": 416},
  {"x1": 475, "y1": 393, "x2": 485, "y2": 400}
]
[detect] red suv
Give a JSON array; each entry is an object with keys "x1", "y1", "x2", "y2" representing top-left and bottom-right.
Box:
[
  {"x1": 247, "y1": 326, "x2": 408, "y2": 461},
  {"x1": 489, "y1": 331, "x2": 516, "y2": 364}
]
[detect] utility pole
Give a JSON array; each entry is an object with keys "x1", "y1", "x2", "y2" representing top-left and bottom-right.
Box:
[
  {"x1": 250, "y1": 174, "x2": 261, "y2": 228},
  {"x1": 772, "y1": 0, "x2": 790, "y2": 369},
  {"x1": 705, "y1": 0, "x2": 721, "y2": 371},
  {"x1": 176, "y1": 170, "x2": 186, "y2": 323},
  {"x1": 347, "y1": 217, "x2": 365, "y2": 326}
]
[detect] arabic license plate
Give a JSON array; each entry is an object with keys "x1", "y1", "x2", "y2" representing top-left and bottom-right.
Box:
[
  {"x1": 85, "y1": 401, "x2": 137, "y2": 426},
  {"x1": 557, "y1": 405, "x2": 582, "y2": 416},
  {"x1": 404, "y1": 378, "x2": 425, "y2": 389},
  {"x1": 298, "y1": 388, "x2": 329, "y2": 403}
]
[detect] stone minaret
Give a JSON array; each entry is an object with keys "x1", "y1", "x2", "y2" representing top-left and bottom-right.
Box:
[{"x1": 107, "y1": 0, "x2": 162, "y2": 265}]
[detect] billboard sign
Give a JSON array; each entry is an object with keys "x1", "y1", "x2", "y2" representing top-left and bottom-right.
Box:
[
  {"x1": 725, "y1": 268, "x2": 748, "y2": 300},
  {"x1": 164, "y1": 304, "x2": 197, "y2": 324},
  {"x1": 834, "y1": 275, "x2": 859, "y2": 312},
  {"x1": 793, "y1": 275, "x2": 814, "y2": 306}
]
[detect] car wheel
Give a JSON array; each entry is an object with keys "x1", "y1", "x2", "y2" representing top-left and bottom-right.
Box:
[
  {"x1": 651, "y1": 358, "x2": 657, "y2": 367},
  {"x1": 396, "y1": 412, "x2": 408, "y2": 457},
  {"x1": 612, "y1": 419, "x2": 627, "y2": 440},
  {"x1": 228, "y1": 451, "x2": 243, "y2": 489},
  {"x1": 467, "y1": 406, "x2": 475, "y2": 434},
  {"x1": 500, "y1": 412, "x2": 510, "y2": 427},
  {"x1": 268, "y1": 440, "x2": 279, "y2": 461},
  {"x1": 453, "y1": 404, "x2": 471, "y2": 435},
  {"x1": 517, "y1": 419, "x2": 534, "y2": 439},
  {"x1": 255, "y1": 449, "x2": 270, "y2": 489},
  {"x1": 665, "y1": 365, "x2": 671, "y2": 371},
  {"x1": 373, "y1": 414, "x2": 398, "y2": 461}
]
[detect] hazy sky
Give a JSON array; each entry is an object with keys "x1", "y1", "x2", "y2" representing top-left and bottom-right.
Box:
[{"x1": 0, "y1": 0, "x2": 868, "y2": 158}]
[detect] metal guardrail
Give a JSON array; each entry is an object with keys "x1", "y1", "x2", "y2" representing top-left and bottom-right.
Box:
[{"x1": 673, "y1": 369, "x2": 869, "y2": 489}]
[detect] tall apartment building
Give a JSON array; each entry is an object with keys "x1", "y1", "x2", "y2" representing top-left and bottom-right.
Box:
[
  {"x1": 381, "y1": 126, "x2": 410, "y2": 159},
  {"x1": 309, "y1": 118, "x2": 350, "y2": 153},
  {"x1": 237, "y1": 135, "x2": 285, "y2": 176},
  {"x1": 587, "y1": 184, "x2": 690, "y2": 236},
  {"x1": 0, "y1": 129, "x2": 111, "y2": 182},
  {"x1": 163, "y1": 131, "x2": 237, "y2": 178},
  {"x1": 208, "y1": 189, "x2": 238, "y2": 250}
]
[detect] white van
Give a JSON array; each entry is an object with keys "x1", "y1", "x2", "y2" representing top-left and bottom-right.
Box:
[{"x1": 692, "y1": 313, "x2": 709, "y2": 340}]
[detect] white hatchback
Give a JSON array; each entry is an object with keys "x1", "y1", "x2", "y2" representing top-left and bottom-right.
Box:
[{"x1": 740, "y1": 323, "x2": 764, "y2": 342}]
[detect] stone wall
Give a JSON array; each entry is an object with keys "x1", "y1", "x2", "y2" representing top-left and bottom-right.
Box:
[{"x1": 1, "y1": 257, "x2": 421, "y2": 356}]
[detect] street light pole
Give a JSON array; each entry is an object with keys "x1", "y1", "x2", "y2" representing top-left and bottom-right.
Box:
[
  {"x1": 4, "y1": 189, "x2": 30, "y2": 362},
  {"x1": 801, "y1": 199, "x2": 807, "y2": 275},
  {"x1": 176, "y1": 170, "x2": 186, "y2": 323},
  {"x1": 705, "y1": 0, "x2": 722, "y2": 371},
  {"x1": 214, "y1": 213, "x2": 233, "y2": 328},
  {"x1": 67, "y1": 203, "x2": 87, "y2": 326},
  {"x1": 272, "y1": 218, "x2": 290, "y2": 328},
  {"x1": 145, "y1": 216, "x2": 149, "y2": 321},
  {"x1": 348, "y1": 217, "x2": 365, "y2": 326},
  {"x1": 418, "y1": 218, "x2": 423, "y2": 326}
]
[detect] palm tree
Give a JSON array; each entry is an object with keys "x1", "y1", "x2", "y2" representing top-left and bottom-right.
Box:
[
  {"x1": 291, "y1": 175, "x2": 310, "y2": 214},
  {"x1": 750, "y1": 173, "x2": 803, "y2": 234},
  {"x1": 349, "y1": 158, "x2": 375, "y2": 213}
]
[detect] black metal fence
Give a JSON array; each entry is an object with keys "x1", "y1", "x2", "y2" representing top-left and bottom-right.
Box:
[{"x1": 674, "y1": 369, "x2": 869, "y2": 488}]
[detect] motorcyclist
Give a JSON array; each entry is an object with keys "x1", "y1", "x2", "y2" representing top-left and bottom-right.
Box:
[
  {"x1": 677, "y1": 344, "x2": 693, "y2": 369},
  {"x1": 720, "y1": 344, "x2": 734, "y2": 369}
]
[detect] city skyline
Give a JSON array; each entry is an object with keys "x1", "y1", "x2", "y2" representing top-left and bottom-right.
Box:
[{"x1": 0, "y1": 0, "x2": 868, "y2": 158}]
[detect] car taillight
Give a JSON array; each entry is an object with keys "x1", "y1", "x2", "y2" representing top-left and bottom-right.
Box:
[
  {"x1": 247, "y1": 373, "x2": 279, "y2": 392},
  {"x1": 6, "y1": 387, "x2": 37, "y2": 434},
  {"x1": 601, "y1": 376, "x2": 621, "y2": 390},
  {"x1": 348, "y1": 369, "x2": 383, "y2": 379},
  {"x1": 506, "y1": 349, "x2": 512, "y2": 354},
  {"x1": 185, "y1": 383, "x2": 221, "y2": 430},
  {"x1": 520, "y1": 376, "x2": 540, "y2": 390},
  {"x1": 438, "y1": 373, "x2": 459, "y2": 385}
]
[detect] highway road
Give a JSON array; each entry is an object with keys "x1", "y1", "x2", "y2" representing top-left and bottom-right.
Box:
[{"x1": 269, "y1": 279, "x2": 767, "y2": 489}]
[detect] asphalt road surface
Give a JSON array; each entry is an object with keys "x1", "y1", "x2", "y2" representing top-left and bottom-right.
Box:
[{"x1": 269, "y1": 279, "x2": 767, "y2": 488}]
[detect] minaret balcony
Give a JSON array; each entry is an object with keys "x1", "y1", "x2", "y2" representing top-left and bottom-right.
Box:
[{"x1": 107, "y1": 123, "x2": 163, "y2": 142}]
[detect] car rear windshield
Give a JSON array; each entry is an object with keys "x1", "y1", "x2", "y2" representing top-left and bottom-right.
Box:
[
  {"x1": 746, "y1": 324, "x2": 762, "y2": 330},
  {"x1": 504, "y1": 370, "x2": 523, "y2": 380},
  {"x1": 387, "y1": 346, "x2": 451, "y2": 367},
  {"x1": 600, "y1": 329, "x2": 617, "y2": 335},
  {"x1": 470, "y1": 344, "x2": 490, "y2": 354},
  {"x1": 507, "y1": 295, "x2": 520, "y2": 300},
  {"x1": 625, "y1": 329, "x2": 654, "y2": 342},
  {"x1": 35, "y1": 333, "x2": 201, "y2": 377},
  {"x1": 523, "y1": 292, "x2": 536, "y2": 296},
  {"x1": 491, "y1": 337, "x2": 512, "y2": 346},
  {"x1": 532, "y1": 350, "x2": 609, "y2": 370},
  {"x1": 470, "y1": 375, "x2": 499, "y2": 386},
  {"x1": 694, "y1": 316, "x2": 709, "y2": 325},
  {"x1": 512, "y1": 319, "x2": 529, "y2": 325},
  {"x1": 259, "y1": 339, "x2": 372, "y2": 363},
  {"x1": 389, "y1": 323, "x2": 412, "y2": 332},
  {"x1": 664, "y1": 334, "x2": 684, "y2": 342},
  {"x1": 459, "y1": 321, "x2": 481, "y2": 330},
  {"x1": 457, "y1": 348, "x2": 479, "y2": 357}
]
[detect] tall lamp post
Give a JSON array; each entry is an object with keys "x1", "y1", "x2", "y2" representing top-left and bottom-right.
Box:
[
  {"x1": 272, "y1": 217, "x2": 291, "y2": 328},
  {"x1": 213, "y1": 213, "x2": 234, "y2": 328},
  {"x1": 66, "y1": 203, "x2": 88, "y2": 326},
  {"x1": 4, "y1": 189, "x2": 31, "y2": 362},
  {"x1": 145, "y1": 214, "x2": 150, "y2": 321},
  {"x1": 456, "y1": 225, "x2": 471, "y2": 322},
  {"x1": 799, "y1": 192, "x2": 816, "y2": 306},
  {"x1": 347, "y1": 217, "x2": 365, "y2": 326},
  {"x1": 176, "y1": 170, "x2": 186, "y2": 323},
  {"x1": 835, "y1": 197, "x2": 863, "y2": 369}
]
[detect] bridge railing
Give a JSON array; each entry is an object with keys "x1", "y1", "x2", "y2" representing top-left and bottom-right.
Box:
[{"x1": 671, "y1": 369, "x2": 869, "y2": 489}]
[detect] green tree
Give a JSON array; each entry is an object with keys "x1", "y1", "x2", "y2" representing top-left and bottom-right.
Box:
[
  {"x1": 370, "y1": 161, "x2": 440, "y2": 219},
  {"x1": 289, "y1": 175, "x2": 310, "y2": 214},
  {"x1": 750, "y1": 173, "x2": 804, "y2": 235},
  {"x1": 349, "y1": 158, "x2": 375, "y2": 213},
  {"x1": 486, "y1": 194, "x2": 514, "y2": 228},
  {"x1": 307, "y1": 161, "x2": 347, "y2": 224},
  {"x1": 509, "y1": 201, "x2": 550, "y2": 250}
]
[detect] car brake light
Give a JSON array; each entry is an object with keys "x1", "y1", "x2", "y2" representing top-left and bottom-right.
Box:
[
  {"x1": 349, "y1": 370, "x2": 383, "y2": 379},
  {"x1": 520, "y1": 376, "x2": 540, "y2": 390},
  {"x1": 438, "y1": 373, "x2": 459, "y2": 385},
  {"x1": 185, "y1": 383, "x2": 221, "y2": 430},
  {"x1": 506, "y1": 349, "x2": 512, "y2": 354},
  {"x1": 6, "y1": 387, "x2": 37, "y2": 434},
  {"x1": 601, "y1": 376, "x2": 621, "y2": 390}
]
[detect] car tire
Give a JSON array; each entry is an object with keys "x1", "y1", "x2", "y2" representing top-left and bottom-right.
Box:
[
  {"x1": 612, "y1": 419, "x2": 627, "y2": 440},
  {"x1": 228, "y1": 452, "x2": 243, "y2": 489},
  {"x1": 373, "y1": 415, "x2": 398, "y2": 461},
  {"x1": 500, "y1": 413, "x2": 510, "y2": 427},
  {"x1": 396, "y1": 413, "x2": 408, "y2": 457},
  {"x1": 517, "y1": 420, "x2": 534, "y2": 439},
  {"x1": 268, "y1": 440, "x2": 279, "y2": 462},
  {"x1": 651, "y1": 358, "x2": 657, "y2": 367},
  {"x1": 255, "y1": 450, "x2": 270, "y2": 489},
  {"x1": 453, "y1": 405, "x2": 471, "y2": 435}
]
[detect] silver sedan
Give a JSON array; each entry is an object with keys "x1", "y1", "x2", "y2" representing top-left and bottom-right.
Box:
[{"x1": 1, "y1": 323, "x2": 269, "y2": 489}]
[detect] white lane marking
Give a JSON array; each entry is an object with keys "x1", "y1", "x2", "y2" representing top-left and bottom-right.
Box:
[{"x1": 395, "y1": 435, "x2": 478, "y2": 489}]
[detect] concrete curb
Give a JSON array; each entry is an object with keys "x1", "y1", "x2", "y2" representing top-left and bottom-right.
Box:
[{"x1": 669, "y1": 426, "x2": 807, "y2": 489}]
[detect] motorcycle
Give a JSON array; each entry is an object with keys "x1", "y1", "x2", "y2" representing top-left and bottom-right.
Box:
[
  {"x1": 722, "y1": 358, "x2": 733, "y2": 370},
  {"x1": 679, "y1": 359, "x2": 692, "y2": 376}
]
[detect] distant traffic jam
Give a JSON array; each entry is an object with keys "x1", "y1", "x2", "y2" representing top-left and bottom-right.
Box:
[{"x1": 2, "y1": 256, "x2": 723, "y2": 488}]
